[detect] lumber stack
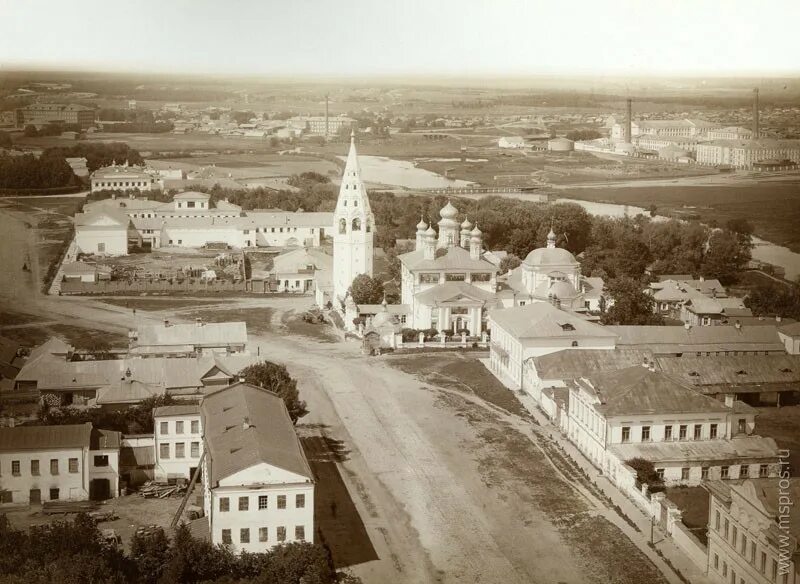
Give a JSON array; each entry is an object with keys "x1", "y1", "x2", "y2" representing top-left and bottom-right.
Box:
[{"x1": 139, "y1": 481, "x2": 186, "y2": 498}]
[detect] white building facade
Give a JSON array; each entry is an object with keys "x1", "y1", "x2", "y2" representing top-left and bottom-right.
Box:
[
  {"x1": 201, "y1": 383, "x2": 315, "y2": 553},
  {"x1": 0, "y1": 423, "x2": 120, "y2": 504},
  {"x1": 153, "y1": 404, "x2": 203, "y2": 481}
]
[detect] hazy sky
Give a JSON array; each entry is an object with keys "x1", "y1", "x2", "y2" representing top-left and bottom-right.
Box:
[{"x1": 1, "y1": 0, "x2": 798, "y2": 77}]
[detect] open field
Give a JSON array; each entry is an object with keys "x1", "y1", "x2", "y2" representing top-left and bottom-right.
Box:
[
  {"x1": 664, "y1": 487, "x2": 710, "y2": 545},
  {"x1": 755, "y1": 405, "x2": 800, "y2": 475},
  {"x1": 0, "y1": 310, "x2": 127, "y2": 348},
  {"x1": 560, "y1": 180, "x2": 800, "y2": 252},
  {"x1": 385, "y1": 352, "x2": 527, "y2": 416},
  {"x1": 98, "y1": 297, "x2": 226, "y2": 311}
]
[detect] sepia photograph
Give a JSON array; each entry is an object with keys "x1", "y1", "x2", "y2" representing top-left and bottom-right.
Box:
[{"x1": 0, "y1": 1, "x2": 799, "y2": 582}]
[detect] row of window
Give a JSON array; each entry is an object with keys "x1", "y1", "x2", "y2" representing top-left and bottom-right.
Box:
[
  {"x1": 657, "y1": 464, "x2": 769, "y2": 481},
  {"x1": 244, "y1": 226, "x2": 311, "y2": 234},
  {"x1": 219, "y1": 494, "x2": 305, "y2": 512},
  {"x1": 94, "y1": 181, "x2": 151, "y2": 188},
  {"x1": 418, "y1": 272, "x2": 493, "y2": 284},
  {"x1": 0, "y1": 488, "x2": 62, "y2": 504},
  {"x1": 714, "y1": 509, "x2": 788, "y2": 583},
  {"x1": 619, "y1": 421, "x2": 741, "y2": 443},
  {"x1": 159, "y1": 442, "x2": 200, "y2": 459},
  {"x1": 221, "y1": 525, "x2": 304, "y2": 545},
  {"x1": 159, "y1": 420, "x2": 200, "y2": 435},
  {"x1": 1, "y1": 457, "x2": 109, "y2": 476}
]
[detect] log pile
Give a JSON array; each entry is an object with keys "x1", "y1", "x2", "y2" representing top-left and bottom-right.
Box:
[{"x1": 139, "y1": 481, "x2": 186, "y2": 498}]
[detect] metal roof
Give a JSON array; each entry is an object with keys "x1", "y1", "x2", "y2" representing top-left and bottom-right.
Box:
[
  {"x1": 573, "y1": 366, "x2": 733, "y2": 417},
  {"x1": 532, "y1": 349, "x2": 654, "y2": 380},
  {"x1": 610, "y1": 435, "x2": 779, "y2": 464},
  {"x1": 0, "y1": 423, "x2": 92, "y2": 452},
  {"x1": 655, "y1": 354, "x2": 800, "y2": 392},
  {"x1": 491, "y1": 303, "x2": 616, "y2": 340},
  {"x1": 153, "y1": 404, "x2": 201, "y2": 417},
  {"x1": 201, "y1": 382, "x2": 312, "y2": 486}
]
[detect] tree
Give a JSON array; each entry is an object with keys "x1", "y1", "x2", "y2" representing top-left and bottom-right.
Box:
[
  {"x1": 744, "y1": 284, "x2": 800, "y2": 320},
  {"x1": 238, "y1": 362, "x2": 308, "y2": 423},
  {"x1": 700, "y1": 229, "x2": 751, "y2": 284},
  {"x1": 499, "y1": 254, "x2": 521, "y2": 274},
  {"x1": 348, "y1": 274, "x2": 385, "y2": 305},
  {"x1": 601, "y1": 276, "x2": 664, "y2": 325},
  {"x1": 626, "y1": 457, "x2": 665, "y2": 493},
  {"x1": 130, "y1": 526, "x2": 171, "y2": 583},
  {"x1": 0, "y1": 131, "x2": 11, "y2": 148}
]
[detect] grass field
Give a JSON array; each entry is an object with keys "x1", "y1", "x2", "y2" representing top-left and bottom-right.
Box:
[
  {"x1": 664, "y1": 486, "x2": 709, "y2": 545},
  {"x1": 561, "y1": 181, "x2": 800, "y2": 252},
  {"x1": 99, "y1": 297, "x2": 226, "y2": 311},
  {"x1": 386, "y1": 352, "x2": 526, "y2": 416},
  {"x1": 754, "y1": 405, "x2": 800, "y2": 475}
]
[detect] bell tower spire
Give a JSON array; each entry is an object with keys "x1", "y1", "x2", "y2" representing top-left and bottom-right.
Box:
[{"x1": 333, "y1": 131, "x2": 374, "y2": 304}]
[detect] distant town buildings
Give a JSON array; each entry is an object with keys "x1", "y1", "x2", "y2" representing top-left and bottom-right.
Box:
[
  {"x1": 15, "y1": 103, "x2": 96, "y2": 129},
  {"x1": 289, "y1": 115, "x2": 355, "y2": 135},
  {"x1": 90, "y1": 163, "x2": 159, "y2": 193},
  {"x1": 498, "y1": 136, "x2": 526, "y2": 149},
  {"x1": 696, "y1": 139, "x2": 800, "y2": 169},
  {"x1": 75, "y1": 191, "x2": 332, "y2": 255},
  {"x1": 611, "y1": 118, "x2": 718, "y2": 141}
]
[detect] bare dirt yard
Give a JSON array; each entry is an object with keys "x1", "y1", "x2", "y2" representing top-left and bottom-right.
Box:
[{"x1": 3, "y1": 493, "x2": 183, "y2": 553}]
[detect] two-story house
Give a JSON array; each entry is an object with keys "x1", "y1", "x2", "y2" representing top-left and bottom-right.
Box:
[
  {"x1": 0, "y1": 423, "x2": 120, "y2": 504},
  {"x1": 567, "y1": 365, "x2": 780, "y2": 492},
  {"x1": 200, "y1": 382, "x2": 314, "y2": 553}
]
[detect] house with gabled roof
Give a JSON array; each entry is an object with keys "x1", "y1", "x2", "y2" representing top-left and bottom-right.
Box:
[
  {"x1": 567, "y1": 365, "x2": 780, "y2": 493},
  {"x1": 0, "y1": 422, "x2": 121, "y2": 504},
  {"x1": 200, "y1": 383, "x2": 314, "y2": 553},
  {"x1": 488, "y1": 302, "x2": 618, "y2": 389}
]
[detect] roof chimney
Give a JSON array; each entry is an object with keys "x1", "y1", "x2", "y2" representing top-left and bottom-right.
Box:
[
  {"x1": 776, "y1": 315, "x2": 782, "y2": 323},
  {"x1": 196, "y1": 317, "x2": 203, "y2": 327},
  {"x1": 164, "y1": 319, "x2": 170, "y2": 327},
  {"x1": 242, "y1": 417, "x2": 251, "y2": 430},
  {"x1": 735, "y1": 321, "x2": 742, "y2": 331}
]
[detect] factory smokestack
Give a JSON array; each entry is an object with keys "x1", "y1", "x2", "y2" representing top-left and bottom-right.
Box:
[
  {"x1": 626, "y1": 98, "x2": 633, "y2": 143},
  {"x1": 752, "y1": 88, "x2": 759, "y2": 139}
]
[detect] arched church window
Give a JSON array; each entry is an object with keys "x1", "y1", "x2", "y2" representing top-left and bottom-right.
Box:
[
  {"x1": 366, "y1": 220, "x2": 371, "y2": 233},
  {"x1": 352, "y1": 218, "x2": 361, "y2": 231},
  {"x1": 339, "y1": 218, "x2": 346, "y2": 234},
  {"x1": 354, "y1": 200, "x2": 358, "y2": 207},
  {"x1": 571, "y1": 341, "x2": 579, "y2": 347}
]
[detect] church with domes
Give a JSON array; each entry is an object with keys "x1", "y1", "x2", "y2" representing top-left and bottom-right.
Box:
[
  {"x1": 498, "y1": 228, "x2": 606, "y2": 312},
  {"x1": 395, "y1": 202, "x2": 606, "y2": 336}
]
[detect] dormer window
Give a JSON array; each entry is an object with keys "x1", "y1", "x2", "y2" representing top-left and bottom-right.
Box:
[
  {"x1": 780, "y1": 368, "x2": 792, "y2": 373},
  {"x1": 560, "y1": 323, "x2": 575, "y2": 331},
  {"x1": 735, "y1": 370, "x2": 747, "y2": 375}
]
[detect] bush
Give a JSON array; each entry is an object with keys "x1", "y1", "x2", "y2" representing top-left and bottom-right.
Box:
[
  {"x1": 401, "y1": 328, "x2": 420, "y2": 342},
  {"x1": 626, "y1": 457, "x2": 665, "y2": 493}
]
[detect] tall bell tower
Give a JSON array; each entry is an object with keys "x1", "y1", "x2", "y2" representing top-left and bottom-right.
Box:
[{"x1": 333, "y1": 131, "x2": 374, "y2": 304}]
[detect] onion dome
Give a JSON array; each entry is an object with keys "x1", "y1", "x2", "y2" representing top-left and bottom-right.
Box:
[
  {"x1": 547, "y1": 228, "x2": 557, "y2": 248},
  {"x1": 470, "y1": 224, "x2": 482, "y2": 238},
  {"x1": 461, "y1": 216, "x2": 473, "y2": 229},
  {"x1": 440, "y1": 200, "x2": 458, "y2": 220},
  {"x1": 416, "y1": 216, "x2": 428, "y2": 231},
  {"x1": 425, "y1": 225, "x2": 437, "y2": 238}
]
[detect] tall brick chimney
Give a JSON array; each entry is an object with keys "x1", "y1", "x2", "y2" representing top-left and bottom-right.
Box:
[
  {"x1": 626, "y1": 98, "x2": 633, "y2": 143},
  {"x1": 753, "y1": 88, "x2": 759, "y2": 139}
]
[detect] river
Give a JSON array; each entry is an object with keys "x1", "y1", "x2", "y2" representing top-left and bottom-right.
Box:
[
  {"x1": 343, "y1": 155, "x2": 473, "y2": 189},
  {"x1": 358, "y1": 153, "x2": 800, "y2": 281}
]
